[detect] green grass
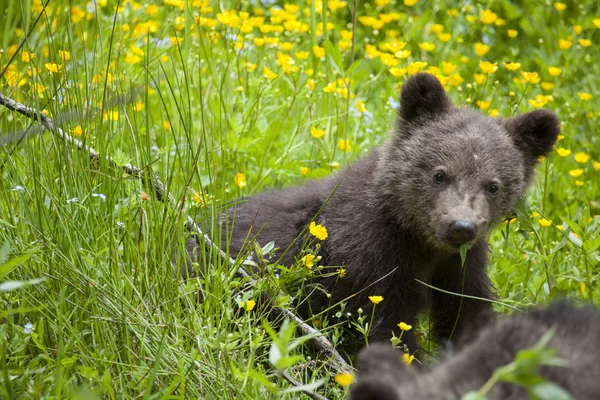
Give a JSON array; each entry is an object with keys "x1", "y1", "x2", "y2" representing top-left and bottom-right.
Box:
[{"x1": 1, "y1": 0, "x2": 600, "y2": 398}]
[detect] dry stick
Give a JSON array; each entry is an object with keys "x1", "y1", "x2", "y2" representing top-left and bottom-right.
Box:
[{"x1": 0, "y1": 92, "x2": 353, "y2": 376}]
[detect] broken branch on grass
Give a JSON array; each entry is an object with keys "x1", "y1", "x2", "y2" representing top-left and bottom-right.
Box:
[
  {"x1": 0, "y1": 92, "x2": 172, "y2": 202},
  {"x1": 0, "y1": 91, "x2": 354, "y2": 377}
]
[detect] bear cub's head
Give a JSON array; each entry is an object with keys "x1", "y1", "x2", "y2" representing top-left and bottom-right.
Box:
[{"x1": 375, "y1": 73, "x2": 560, "y2": 251}]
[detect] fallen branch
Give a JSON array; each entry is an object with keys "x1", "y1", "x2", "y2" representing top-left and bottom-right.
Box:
[{"x1": 0, "y1": 91, "x2": 354, "y2": 379}]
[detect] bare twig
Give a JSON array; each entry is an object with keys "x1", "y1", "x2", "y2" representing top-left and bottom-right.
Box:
[
  {"x1": 184, "y1": 218, "x2": 352, "y2": 375},
  {"x1": 0, "y1": 92, "x2": 353, "y2": 378},
  {"x1": 0, "y1": 92, "x2": 172, "y2": 202}
]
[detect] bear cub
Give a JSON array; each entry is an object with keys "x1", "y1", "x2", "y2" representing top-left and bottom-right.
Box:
[
  {"x1": 350, "y1": 302, "x2": 600, "y2": 400},
  {"x1": 187, "y1": 73, "x2": 560, "y2": 352}
]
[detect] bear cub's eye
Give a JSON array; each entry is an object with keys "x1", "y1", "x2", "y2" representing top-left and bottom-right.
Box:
[
  {"x1": 433, "y1": 171, "x2": 446, "y2": 184},
  {"x1": 488, "y1": 183, "x2": 500, "y2": 194}
]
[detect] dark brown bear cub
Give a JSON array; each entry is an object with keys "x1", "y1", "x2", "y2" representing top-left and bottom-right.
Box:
[
  {"x1": 187, "y1": 73, "x2": 560, "y2": 352},
  {"x1": 350, "y1": 302, "x2": 600, "y2": 400}
]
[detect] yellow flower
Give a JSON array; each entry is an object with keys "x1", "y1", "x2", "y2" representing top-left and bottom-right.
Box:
[
  {"x1": 71, "y1": 7, "x2": 86, "y2": 23},
  {"x1": 125, "y1": 53, "x2": 141, "y2": 64},
  {"x1": 541, "y1": 82, "x2": 555, "y2": 91},
  {"x1": 573, "y1": 25, "x2": 583, "y2": 34},
  {"x1": 73, "y1": 125, "x2": 84, "y2": 137},
  {"x1": 578, "y1": 39, "x2": 592, "y2": 48},
  {"x1": 474, "y1": 42, "x2": 490, "y2": 56},
  {"x1": 394, "y1": 50, "x2": 411, "y2": 59},
  {"x1": 479, "y1": 61, "x2": 498, "y2": 74},
  {"x1": 528, "y1": 95, "x2": 551, "y2": 109},
  {"x1": 553, "y1": 2, "x2": 566, "y2": 11},
  {"x1": 473, "y1": 73, "x2": 486, "y2": 85},
  {"x1": 356, "y1": 100, "x2": 367, "y2": 113},
  {"x1": 556, "y1": 148, "x2": 571, "y2": 157},
  {"x1": 263, "y1": 67, "x2": 277, "y2": 80},
  {"x1": 580, "y1": 282, "x2": 587, "y2": 296},
  {"x1": 313, "y1": 45, "x2": 325, "y2": 58},
  {"x1": 480, "y1": 9, "x2": 498, "y2": 25},
  {"x1": 302, "y1": 254, "x2": 316, "y2": 268},
  {"x1": 323, "y1": 82, "x2": 337, "y2": 93},
  {"x1": 520, "y1": 71, "x2": 540, "y2": 84},
  {"x1": 57, "y1": 50, "x2": 70, "y2": 61},
  {"x1": 404, "y1": 0, "x2": 418, "y2": 6},
  {"x1": 558, "y1": 39, "x2": 573, "y2": 50},
  {"x1": 418, "y1": 42, "x2": 435, "y2": 52},
  {"x1": 503, "y1": 61, "x2": 521, "y2": 71},
  {"x1": 438, "y1": 33, "x2": 452, "y2": 42},
  {"x1": 21, "y1": 51, "x2": 34, "y2": 62},
  {"x1": 569, "y1": 169, "x2": 584, "y2": 178},
  {"x1": 336, "y1": 267, "x2": 346, "y2": 277},
  {"x1": 375, "y1": 0, "x2": 391, "y2": 5},
  {"x1": 102, "y1": 110, "x2": 119, "y2": 121},
  {"x1": 295, "y1": 51, "x2": 309, "y2": 60},
  {"x1": 387, "y1": 41, "x2": 406, "y2": 53},
  {"x1": 578, "y1": 92, "x2": 592, "y2": 101},
  {"x1": 593, "y1": 162, "x2": 600, "y2": 171},
  {"x1": 234, "y1": 172, "x2": 247, "y2": 188},
  {"x1": 429, "y1": 24, "x2": 444, "y2": 34},
  {"x1": 539, "y1": 218, "x2": 552, "y2": 227},
  {"x1": 146, "y1": 4, "x2": 158, "y2": 15},
  {"x1": 309, "y1": 221, "x2": 328, "y2": 240},
  {"x1": 334, "y1": 372, "x2": 353, "y2": 386},
  {"x1": 44, "y1": 63, "x2": 62, "y2": 73},
  {"x1": 241, "y1": 299, "x2": 256, "y2": 311},
  {"x1": 477, "y1": 100, "x2": 491, "y2": 110},
  {"x1": 574, "y1": 152, "x2": 590, "y2": 163},
  {"x1": 402, "y1": 353, "x2": 415, "y2": 365},
  {"x1": 397, "y1": 322, "x2": 412, "y2": 331},
  {"x1": 338, "y1": 139, "x2": 352, "y2": 152},
  {"x1": 594, "y1": 18, "x2": 600, "y2": 28},
  {"x1": 279, "y1": 42, "x2": 294, "y2": 51},
  {"x1": 407, "y1": 61, "x2": 428, "y2": 75},
  {"x1": 311, "y1": 126, "x2": 326, "y2": 138},
  {"x1": 253, "y1": 38, "x2": 265, "y2": 46},
  {"x1": 389, "y1": 67, "x2": 407, "y2": 77},
  {"x1": 163, "y1": 120, "x2": 171, "y2": 130},
  {"x1": 508, "y1": 29, "x2": 519, "y2": 38},
  {"x1": 441, "y1": 62, "x2": 457, "y2": 75},
  {"x1": 369, "y1": 296, "x2": 384, "y2": 305},
  {"x1": 306, "y1": 79, "x2": 315, "y2": 90},
  {"x1": 548, "y1": 67, "x2": 562, "y2": 77}
]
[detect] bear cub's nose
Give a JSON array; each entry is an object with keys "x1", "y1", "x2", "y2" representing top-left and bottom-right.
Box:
[{"x1": 449, "y1": 220, "x2": 477, "y2": 243}]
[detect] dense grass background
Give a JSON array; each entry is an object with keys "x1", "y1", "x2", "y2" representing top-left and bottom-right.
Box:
[{"x1": 1, "y1": 0, "x2": 599, "y2": 398}]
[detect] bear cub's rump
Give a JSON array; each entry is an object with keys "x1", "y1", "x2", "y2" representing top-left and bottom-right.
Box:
[
  {"x1": 186, "y1": 73, "x2": 560, "y2": 352},
  {"x1": 350, "y1": 302, "x2": 600, "y2": 400}
]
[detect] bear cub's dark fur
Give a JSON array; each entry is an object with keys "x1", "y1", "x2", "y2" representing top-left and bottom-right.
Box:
[
  {"x1": 350, "y1": 302, "x2": 600, "y2": 400},
  {"x1": 187, "y1": 73, "x2": 560, "y2": 351}
]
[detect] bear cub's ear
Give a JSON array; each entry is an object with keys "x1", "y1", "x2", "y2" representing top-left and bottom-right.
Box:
[
  {"x1": 504, "y1": 109, "x2": 560, "y2": 163},
  {"x1": 399, "y1": 73, "x2": 452, "y2": 122}
]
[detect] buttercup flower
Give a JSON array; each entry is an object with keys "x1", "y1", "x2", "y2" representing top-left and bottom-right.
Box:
[
  {"x1": 398, "y1": 322, "x2": 412, "y2": 331},
  {"x1": 309, "y1": 221, "x2": 328, "y2": 240},
  {"x1": 334, "y1": 372, "x2": 353, "y2": 386}
]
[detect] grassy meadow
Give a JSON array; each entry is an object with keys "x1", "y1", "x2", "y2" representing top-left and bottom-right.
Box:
[{"x1": 1, "y1": 0, "x2": 600, "y2": 398}]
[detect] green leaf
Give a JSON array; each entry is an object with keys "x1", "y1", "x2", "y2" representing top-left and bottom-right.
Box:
[
  {"x1": 0, "y1": 277, "x2": 46, "y2": 292},
  {"x1": 0, "y1": 252, "x2": 35, "y2": 279},
  {"x1": 583, "y1": 236, "x2": 600, "y2": 253},
  {"x1": 530, "y1": 381, "x2": 574, "y2": 400},
  {"x1": 460, "y1": 244, "x2": 468, "y2": 267},
  {"x1": 279, "y1": 379, "x2": 325, "y2": 394},
  {"x1": 324, "y1": 40, "x2": 343, "y2": 76},
  {"x1": 346, "y1": 59, "x2": 362, "y2": 76}
]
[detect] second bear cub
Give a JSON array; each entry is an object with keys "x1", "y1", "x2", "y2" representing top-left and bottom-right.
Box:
[{"x1": 188, "y1": 73, "x2": 560, "y2": 351}]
